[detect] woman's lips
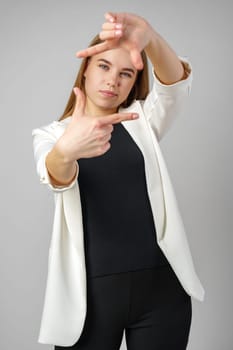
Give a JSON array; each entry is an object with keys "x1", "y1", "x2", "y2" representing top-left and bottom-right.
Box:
[{"x1": 99, "y1": 90, "x2": 118, "y2": 97}]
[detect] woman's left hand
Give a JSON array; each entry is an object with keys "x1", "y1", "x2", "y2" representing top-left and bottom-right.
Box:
[{"x1": 76, "y1": 12, "x2": 152, "y2": 70}]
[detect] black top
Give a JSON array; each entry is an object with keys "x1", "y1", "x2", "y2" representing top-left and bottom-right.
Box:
[{"x1": 77, "y1": 122, "x2": 169, "y2": 277}]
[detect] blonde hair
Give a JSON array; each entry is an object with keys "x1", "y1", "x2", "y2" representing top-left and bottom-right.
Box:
[{"x1": 59, "y1": 34, "x2": 149, "y2": 120}]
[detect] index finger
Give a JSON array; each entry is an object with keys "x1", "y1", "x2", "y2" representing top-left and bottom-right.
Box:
[
  {"x1": 98, "y1": 112, "x2": 139, "y2": 126},
  {"x1": 76, "y1": 41, "x2": 110, "y2": 58}
]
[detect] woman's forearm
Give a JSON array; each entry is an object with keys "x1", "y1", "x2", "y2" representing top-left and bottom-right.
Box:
[
  {"x1": 45, "y1": 143, "x2": 78, "y2": 187},
  {"x1": 145, "y1": 23, "x2": 186, "y2": 85}
]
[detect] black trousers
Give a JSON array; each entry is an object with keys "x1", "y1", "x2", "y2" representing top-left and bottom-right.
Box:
[{"x1": 55, "y1": 264, "x2": 192, "y2": 350}]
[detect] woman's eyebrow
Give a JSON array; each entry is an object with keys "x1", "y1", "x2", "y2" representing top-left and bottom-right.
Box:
[{"x1": 97, "y1": 58, "x2": 136, "y2": 74}]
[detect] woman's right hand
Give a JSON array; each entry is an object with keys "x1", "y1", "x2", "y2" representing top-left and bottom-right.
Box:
[
  {"x1": 56, "y1": 87, "x2": 139, "y2": 162},
  {"x1": 45, "y1": 87, "x2": 139, "y2": 187}
]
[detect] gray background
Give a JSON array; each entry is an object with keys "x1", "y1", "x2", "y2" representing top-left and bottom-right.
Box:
[{"x1": 0, "y1": 0, "x2": 232, "y2": 349}]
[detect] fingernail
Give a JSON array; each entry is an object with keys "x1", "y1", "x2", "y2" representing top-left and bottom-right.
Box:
[
  {"x1": 115, "y1": 30, "x2": 122, "y2": 36},
  {"x1": 132, "y1": 113, "x2": 139, "y2": 119},
  {"x1": 115, "y1": 23, "x2": 122, "y2": 29}
]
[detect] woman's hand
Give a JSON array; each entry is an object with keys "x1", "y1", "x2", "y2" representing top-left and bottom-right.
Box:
[
  {"x1": 46, "y1": 87, "x2": 139, "y2": 186},
  {"x1": 76, "y1": 12, "x2": 186, "y2": 84},
  {"x1": 76, "y1": 12, "x2": 153, "y2": 70},
  {"x1": 57, "y1": 87, "x2": 139, "y2": 162}
]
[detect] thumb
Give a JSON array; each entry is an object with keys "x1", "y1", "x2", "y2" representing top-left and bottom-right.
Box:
[
  {"x1": 72, "y1": 87, "x2": 86, "y2": 118},
  {"x1": 130, "y1": 49, "x2": 144, "y2": 70}
]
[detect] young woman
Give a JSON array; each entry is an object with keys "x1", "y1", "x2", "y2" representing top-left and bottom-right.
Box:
[{"x1": 32, "y1": 12, "x2": 204, "y2": 350}]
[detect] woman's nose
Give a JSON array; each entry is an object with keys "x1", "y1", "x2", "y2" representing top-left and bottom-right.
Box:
[{"x1": 107, "y1": 73, "x2": 120, "y2": 87}]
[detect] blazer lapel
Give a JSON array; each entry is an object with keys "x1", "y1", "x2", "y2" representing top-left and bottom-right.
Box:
[{"x1": 119, "y1": 101, "x2": 166, "y2": 241}]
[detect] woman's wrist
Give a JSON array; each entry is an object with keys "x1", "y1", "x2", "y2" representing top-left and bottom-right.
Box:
[
  {"x1": 144, "y1": 20, "x2": 158, "y2": 51},
  {"x1": 144, "y1": 27, "x2": 185, "y2": 85},
  {"x1": 54, "y1": 136, "x2": 76, "y2": 164},
  {"x1": 46, "y1": 141, "x2": 78, "y2": 186}
]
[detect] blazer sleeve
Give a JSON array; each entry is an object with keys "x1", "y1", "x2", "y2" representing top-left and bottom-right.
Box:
[
  {"x1": 32, "y1": 121, "x2": 78, "y2": 192},
  {"x1": 142, "y1": 56, "x2": 193, "y2": 141}
]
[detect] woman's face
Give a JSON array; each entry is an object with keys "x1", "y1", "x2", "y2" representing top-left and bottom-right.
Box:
[{"x1": 83, "y1": 47, "x2": 138, "y2": 116}]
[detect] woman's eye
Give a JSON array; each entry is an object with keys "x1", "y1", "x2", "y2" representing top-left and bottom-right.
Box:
[
  {"x1": 120, "y1": 72, "x2": 132, "y2": 78},
  {"x1": 99, "y1": 64, "x2": 109, "y2": 70}
]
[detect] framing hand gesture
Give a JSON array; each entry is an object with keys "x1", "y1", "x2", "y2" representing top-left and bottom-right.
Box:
[
  {"x1": 76, "y1": 12, "x2": 152, "y2": 70},
  {"x1": 56, "y1": 87, "x2": 139, "y2": 161}
]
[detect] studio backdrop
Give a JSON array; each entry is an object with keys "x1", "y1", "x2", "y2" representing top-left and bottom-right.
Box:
[{"x1": 0, "y1": 1, "x2": 232, "y2": 349}]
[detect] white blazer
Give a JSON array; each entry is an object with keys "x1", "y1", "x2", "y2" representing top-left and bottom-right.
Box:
[{"x1": 32, "y1": 58, "x2": 205, "y2": 347}]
